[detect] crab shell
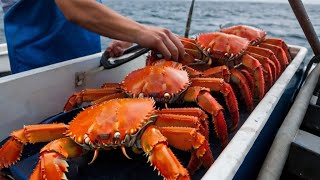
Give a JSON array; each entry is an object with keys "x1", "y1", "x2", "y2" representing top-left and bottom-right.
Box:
[
  {"x1": 197, "y1": 32, "x2": 250, "y2": 65},
  {"x1": 67, "y1": 98, "x2": 156, "y2": 148},
  {"x1": 220, "y1": 25, "x2": 267, "y2": 45},
  {"x1": 120, "y1": 65, "x2": 190, "y2": 102}
]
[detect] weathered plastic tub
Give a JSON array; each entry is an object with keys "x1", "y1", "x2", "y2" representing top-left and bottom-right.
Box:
[{"x1": 0, "y1": 45, "x2": 308, "y2": 179}]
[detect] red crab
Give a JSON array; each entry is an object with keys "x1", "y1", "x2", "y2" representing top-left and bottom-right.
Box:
[
  {"x1": 196, "y1": 24, "x2": 292, "y2": 107},
  {"x1": 0, "y1": 98, "x2": 214, "y2": 179},
  {"x1": 197, "y1": 32, "x2": 266, "y2": 107},
  {"x1": 220, "y1": 25, "x2": 292, "y2": 76},
  {"x1": 63, "y1": 60, "x2": 240, "y2": 148},
  {"x1": 147, "y1": 25, "x2": 292, "y2": 112},
  {"x1": 147, "y1": 36, "x2": 254, "y2": 111}
]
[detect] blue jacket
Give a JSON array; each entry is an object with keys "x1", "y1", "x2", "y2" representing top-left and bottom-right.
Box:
[{"x1": 4, "y1": 0, "x2": 101, "y2": 73}]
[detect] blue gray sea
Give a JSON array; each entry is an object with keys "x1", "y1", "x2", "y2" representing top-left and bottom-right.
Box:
[{"x1": 0, "y1": 1, "x2": 320, "y2": 60}]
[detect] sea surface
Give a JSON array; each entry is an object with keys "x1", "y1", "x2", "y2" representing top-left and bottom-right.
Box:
[{"x1": 0, "y1": 1, "x2": 320, "y2": 60}]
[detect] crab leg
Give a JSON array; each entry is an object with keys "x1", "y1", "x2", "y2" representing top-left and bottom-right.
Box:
[
  {"x1": 158, "y1": 127, "x2": 214, "y2": 175},
  {"x1": 259, "y1": 43, "x2": 289, "y2": 71},
  {"x1": 140, "y1": 125, "x2": 190, "y2": 180},
  {"x1": 63, "y1": 88, "x2": 124, "y2": 111},
  {"x1": 0, "y1": 124, "x2": 68, "y2": 169},
  {"x1": 180, "y1": 37, "x2": 197, "y2": 44},
  {"x1": 247, "y1": 52, "x2": 275, "y2": 89},
  {"x1": 180, "y1": 37, "x2": 208, "y2": 63},
  {"x1": 183, "y1": 87, "x2": 228, "y2": 147},
  {"x1": 147, "y1": 37, "x2": 208, "y2": 65},
  {"x1": 157, "y1": 108, "x2": 209, "y2": 139},
  {"x1": 184, "y1": 66, "x2": 204, "y2": 77},
  {"x1": 239, "y1": 68, "x2": 254, "y2": 92},
  {"x1": 190, "y1": 78, "x2": 240, "y2": 131},
  {"x1": 155, "y1": 114, "x2": 208, "y2": 139},
  {"x1": 230, "y1": 69, "x2": 254, "y2": 111},
  {"x1": 240, "y1": 54, "x2": 265, "y2": 100},
  {"x1": 247, "y1": 46, "x2": 281, "y2": 77},
  {"x1": 202, "y1": 65, "x2": 231, "y2": 82},
  {"x1": 185, "y1": 65, "x2": 231, "y2": 82},
  {"x1": 91, "y1": 92, "x2": 127, "y2": 106},
  {"x1": 100, "y1": 82, "x2": 121, "y2": 89},
  {"x1": 264, "y1": 38, "x2": 292, "y2": 62},
  {"x1": 29, "y1": 138, "x2": 83, "y2": 180}
]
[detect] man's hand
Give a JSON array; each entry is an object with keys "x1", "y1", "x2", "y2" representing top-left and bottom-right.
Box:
[
  {"x1": 134, "y1": 25, "x2": 185, "y2": 61},
  {"x1": 106, "y1": 40, "x2": 133, "y2": 57}
]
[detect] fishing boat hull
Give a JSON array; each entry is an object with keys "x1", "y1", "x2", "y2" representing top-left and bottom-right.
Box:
[{"x1": 0, "y1": 45, "x2": 308, "y2": 180}]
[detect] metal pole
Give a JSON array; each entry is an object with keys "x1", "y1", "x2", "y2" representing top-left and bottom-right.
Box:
[
  {"x1": 289, "y1": 0, "x2": 320, "y2": 55},
  {"x1": 184, "y1": 0, "x2": 195, "y2": 38}
]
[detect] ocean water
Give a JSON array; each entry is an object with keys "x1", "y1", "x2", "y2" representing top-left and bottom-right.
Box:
[
  {"x1": 100, "y1": 1, "x2": 320, "y2": 60},
  {"x1": 0, "y1": 1, "x2": 319, "y2": 60}
]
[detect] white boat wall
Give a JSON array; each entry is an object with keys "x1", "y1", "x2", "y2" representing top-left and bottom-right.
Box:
[
  {"x1": 0, "y1": 43, "x2": 10, "y2": 76},
  {"x1": 0, "y1": 52, "x2": 147, "y2": 141},
  {"x1": 0, "y1": 45, "x2": 308, "y2": 180}
]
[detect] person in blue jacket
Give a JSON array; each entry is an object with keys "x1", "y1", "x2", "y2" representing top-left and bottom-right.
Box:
[{"x1": 1, "y1": 0, "x2": 185, "y2": 74}]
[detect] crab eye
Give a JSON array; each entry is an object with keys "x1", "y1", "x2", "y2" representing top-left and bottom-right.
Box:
[
  {"x1": 114, "y1": 132, "x2": 121, "y2": 139},
  {"x1": 164, "y1": 93, "x2": 171, "y2": 100}
]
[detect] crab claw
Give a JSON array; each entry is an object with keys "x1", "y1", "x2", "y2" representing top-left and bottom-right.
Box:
[
  {"x1": 30, "y1": 138, "x2": 83, "y2": 180},
  {"x1": 0, "y1": 124, "x2": 69, "y2": 170},
  {"x1": 29, "y1": 152, "x2": 69, "y2": 180},
  {"x1": 141, "y1": 126, "x2": 190, "y2": 180},
  {"x1": 0, "y1": 137, "x2": 24, "y2": 169}
]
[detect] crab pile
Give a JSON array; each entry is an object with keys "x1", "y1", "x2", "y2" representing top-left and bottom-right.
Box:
[
  {"x1": 148, "y1": 25, "x2": 292, "y2": 111},
  {"x1": 0, "y1": 25, "x2": 292, "y2": 180}
]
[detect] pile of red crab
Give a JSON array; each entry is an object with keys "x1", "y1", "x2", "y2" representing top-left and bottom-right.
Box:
[
  {"x1": 0, "y1": 25, "x2": 292, "y2": 180},
  {"x1": 146, "y1": 24, "x2": 292, "y2": 141}
]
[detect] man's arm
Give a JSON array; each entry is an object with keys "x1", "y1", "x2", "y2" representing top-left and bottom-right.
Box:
[{"x1": 55, "y1": 0, "x2": 185, "y2": 61}]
